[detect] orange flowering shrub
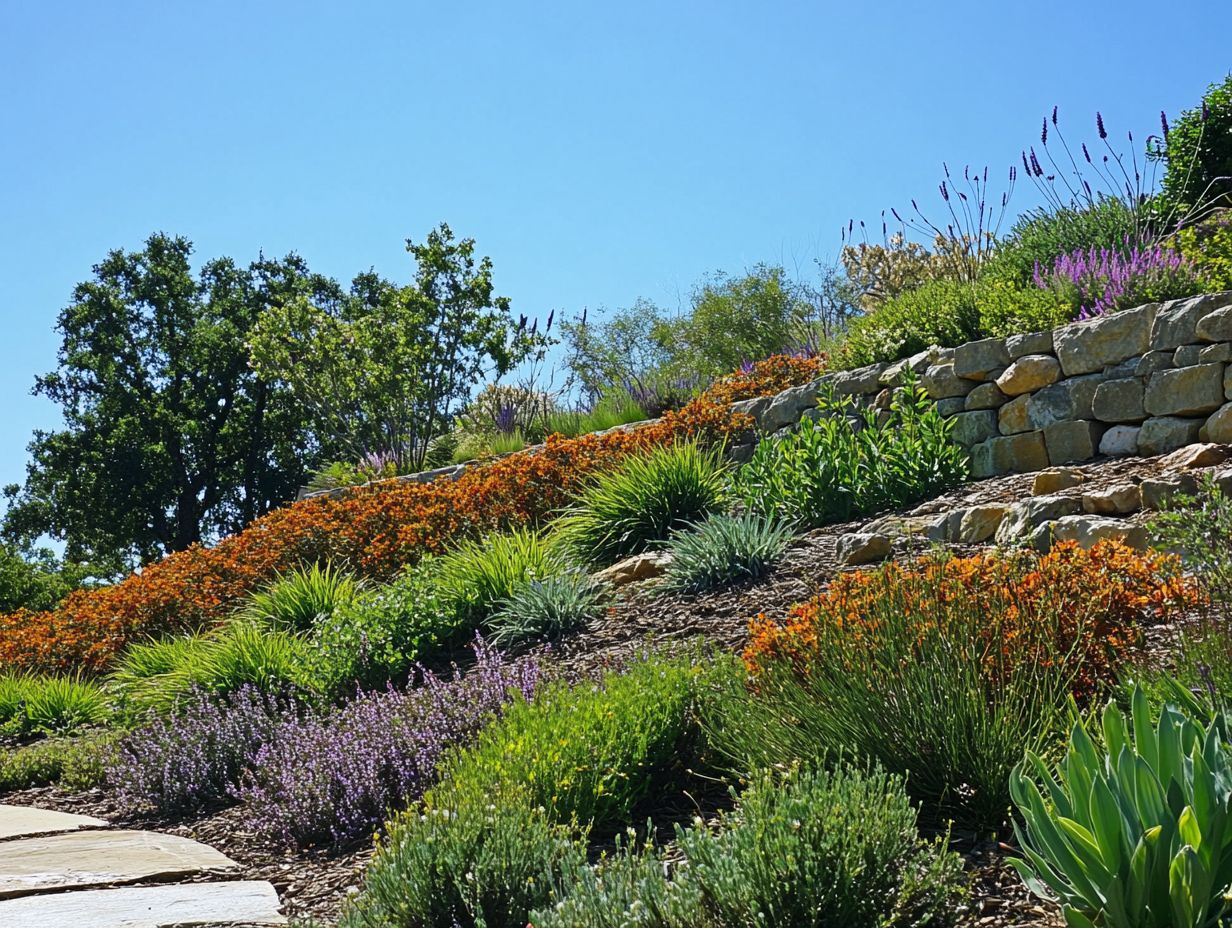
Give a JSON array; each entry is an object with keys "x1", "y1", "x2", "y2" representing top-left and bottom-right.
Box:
[
  {"x1": 704, "y1": 354, "x2": 825, "y2": 406},
  {"x1": 745, "y1": 540, "x2": 1199, "y2": 696},
  {"x1": 0, "y1": 355, "x2": 824, "y2": 674}
]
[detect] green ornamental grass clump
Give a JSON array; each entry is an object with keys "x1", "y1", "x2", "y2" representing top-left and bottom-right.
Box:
[
  {"x1": 736, "y1": 374, "x2": 966, "y2": 530},
  {"x1": 243, "y1": 562, "x2": 364, "y2": 632},
  {"x1": 532, "y1": 764, "x2": 965, "y2": 928},
  {"x1": 0, "y1": 673, "x2": 110, "y2": 738},
  {"x1": 1011, "y1": 684, "x2": 1232, "y2": 928},
  {"x1": 435, "y1": 528, "x2": 564, "y2": 628},
  {"x1": 662, "y1": 511, "x2": 795, "y2": 594},
  {"x1": 551, "y1": 442, "x2": 729, "y2": 567},
  {"x1": 488, "y1": 571, "x2": 611, "y2": 647}
]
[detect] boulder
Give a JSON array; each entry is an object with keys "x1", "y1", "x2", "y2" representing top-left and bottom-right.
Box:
[
  {"x1": 995, "y1": 494, "x2": 1084, "y2": 545},
  {"x1": 832, "y1": 363, "x2": 887, "y2": 396},
  {"x1": 936, "y1": 397, "x2": 968, "y2": 416},
  {"x1": 1092, "y1": 378, "x2": 1146, "y2": 423},
  {"x1": 1202, "y1": 403, "x2": 1232, "y2": 444},
  {"x1": 1202, "y1": 342, "x2": 1232, "y2": 364},
  {"x1": 1173, "y1": 344, "x2": 1204, "y2": 366},
  {"x1": 954, "y1": 337, "x2": 1010, "y2": 381},
  {"x1": 1151, "y1": 292, "x2": 1232, "y2": 350},
  {"x1": 956, "y1": 504, "x2": 1009, "y2": 543},
  {"x1": 1226, "y1": 364, "x2": 1232, "y2": 400},
  {"x1": 1026, "y1": 375, "x2": 1103, "y2": 429},
  {"x1": 921, "y1": 362, "x2": 976, "y2": 400},
  {"x1": 1158, "y1": 442, "x2": 1232, "y2": 470},
  {"x1": 761, "y1": 381, "x2": 819, "y2": 431},
  {"x1": 836, "y1": 533, "x2": 892, "y2": 566},
  {"x1": 1055, "y1": 303, "x2": 1156, "y2": 376},
  {"x1": 594, "y1": 551, "x2": 673, "y2": 586},
  {"x1": 1140, "y1": 473, "x2": 1201, "y2": 511},
  {"x1": 950, "y1": 410, "x2": 1000, "y2": 447},
  {"x1": 1135, "y1": 350, "x2": 1176, "y2": 376},
  {"x1": 1197, "y1": 305, "x2": 1232, "y2": 342},
  {"x1": 1045, "y1": 420, "x2": 1105, "y2": 465},
  {"x1": 970, "y1": 431, "x2": 1050, "y2": 478},
  {"x1": 1082, "y1": 484, "x2": 1142, "y2": 516},
  {"x1": 1099, "y1": 424, "x2": 1141, "y2": 456},
  {"x1": 1144, "y1": 364, "x2": 1226, "y2": 417},
  {"x1": 1048, "y1": 515, "x2": 1149, "y2": 550},
  {"x1": 965, "y1": 381, "x2": 1009, "y2": 410},
  {"x1": 1032, "y1": 467, "x2": 1085, "y2": 495},
  {"x1": 1006, "y1": 330, "x2": 1054, "y2": 358},
  {"x1": 861, "y1": 513, "x2": 950, "y2": 542},
  {"x1": 878, "y1": 350, "x2": 934, "y2": 386},
  {"x1": 1138, "y1": 416, "x2": 1204, "y2": 456},
  {"x1": 996, "y1": 354, "x2": 1062, "y2": 396},
  {"x1": 997, "y1": 394, "x2": 1032, "y2": 434}
]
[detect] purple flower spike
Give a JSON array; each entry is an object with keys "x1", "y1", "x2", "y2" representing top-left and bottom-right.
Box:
[
  {"x1": 1082, "y1": 142, "x2": 1091, "y2": 163},
  {"x1": 1042, "y1": 118, "x2": 1048, "y2": 145},
  {"x1": 1096, "y1": 112, "x2": 1107, "y2": 139},
  {"x1": 1051, "y1": 105, "x2": 1058, "y2": 126},
  {"x1": 1161, "y1": 111, "x2": 1170, "y2": 139}
]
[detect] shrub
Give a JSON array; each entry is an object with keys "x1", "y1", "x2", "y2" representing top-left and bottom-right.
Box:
[
  {"x1": 1177, "y1": 210, "x2": 1232, "y2": 291},
  {"x1": 238, "y1": 639, "x2": 546, "y2": 848},
  {"x1": 837, "y1": 278, "x2": 981, "y2": 368},
  {"x1": 488, "y1": 572, "x2": 611, "y2": 647},
  {"x1": 976, "y1": 272, "x2": 1074, "y2": 337},
  {"x1": 107, "y1": 685, "x2": 287, "y2": 816},
  {"x1": 339, "y1": 797, "x2": 585, "y2": 928},
  {"x1": 533, "y1": 764, "x2": 964, "y2": 928},
  {"x1": 1033, "y1": 240, "x2": 1206, "y2": 319},
  {"x1": 1011, "y1": 684, "x2": 1232, "y2": 928},
  {"x1": 0, "y1": 730, "x2": 117, "y2": 794},
  {"x1": 436, "y1": 529, "x2": 563, "y2": 628},
  {"x1": 243, "y1": 562, "x2": 363, "y2": 632},
  {"x1": 551, "y1": 442, "x2": 729, "y2": 567},
  {"x1": 437, "y1": 655, "x2": 707, "y2": 833},
  {"x1": 0, "y1": 373, "x2": 770, "y2": 673},
  {"x1": 0, "y1": 674, "x2": 110, "y2": 738},
  {"x1": 174, "y1": 622, "x2": 309, "y2": 700},
  {"x1": 1159, "y1": 72, "x2": 1232, "y2": 211},
  {"x1": 735, "y1": 375, "x2": 966, "y2": 530},
  {"x1": 305, "y1": 559, "x2": 463, "y2": 695},
  {"x1": 723, "y1": 542, "x2": 1196, "y2": 827},
  {"x1": 109, "y1": 634, "x2": 216, "y2": 713},
  {"x1": 702, "y1": 353, "x2": 825, "y2": 407},
  {"x1": 662, "y1": 511, "x2": 794, "y2": 594}
]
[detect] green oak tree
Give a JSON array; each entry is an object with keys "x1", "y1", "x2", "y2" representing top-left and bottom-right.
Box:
[
  {"x1": 2, "y1": 234, "x2": 338, "y2": 569},
  {"x1": 249, "y1": 223, "x2": 539, "y2": 472}
]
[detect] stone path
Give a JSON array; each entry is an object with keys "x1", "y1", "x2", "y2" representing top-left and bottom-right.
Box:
[{"x1": 0, "y1": 804, "x2": 284, "y2": 926}]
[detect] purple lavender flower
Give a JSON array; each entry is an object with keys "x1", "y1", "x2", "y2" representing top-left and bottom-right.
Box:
[
  {"x1": 1096, "y1": 111, "x2": 1107, "y2": 139},
  {"x1": 1034, "y1": 239, "x2": 1202, "y2": 320},
  {"x1": 1042, "y1": 118, "x2": 1048, "y2": 145},
  {"x1": 1161, "y1": 110, "x2": 1170, "y2": 140},
  {"x1": 493, "y1": 402, "x2": 518, "y2": 435},
  {"x1": 236, "y1": 639, "x2": 545, "y2": 848}
]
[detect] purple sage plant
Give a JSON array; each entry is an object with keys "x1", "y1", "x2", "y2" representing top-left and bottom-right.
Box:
[
  {"x1": 235, "y1": 637, "x2": 546, "y2": 848},
  {"x1": 1033, "y1": 238, "x2": 1204, "y2": 319}
]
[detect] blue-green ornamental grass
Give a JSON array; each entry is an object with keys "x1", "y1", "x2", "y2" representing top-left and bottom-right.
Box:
[
  {"x1": 487, "y1": 571, "x2": 611, "y2": 647},
  {"x1": 662, "y1": 511, "x2": 794, "y2": 594},
  {"x1": 1011, "y1": 683, "x2": 1232, "y2": 928}
]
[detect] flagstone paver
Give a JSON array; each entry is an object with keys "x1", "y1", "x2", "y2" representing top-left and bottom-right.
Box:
[
  {"x1": 0, "y1": 802, "x2": 108, "y2": 840},
  {"x1": 0, "y1": 879, "x2": 286, "y2": 927},
  {"x1": 0, "y1": 828, "x2": 237, "y2": 898}
]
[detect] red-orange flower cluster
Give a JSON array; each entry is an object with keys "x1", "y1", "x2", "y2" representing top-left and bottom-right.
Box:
[
  {"x1": 0, "y1": 355, "x2": 823, "y2": 673},
  {"x1": 745, "y1": 540, "x2": 1199, "y2": 695}
]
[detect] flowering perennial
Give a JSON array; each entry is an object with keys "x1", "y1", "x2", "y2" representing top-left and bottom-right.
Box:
[{"x1": 1033, "y1": 240, "x2": 1204, "y2": 319}]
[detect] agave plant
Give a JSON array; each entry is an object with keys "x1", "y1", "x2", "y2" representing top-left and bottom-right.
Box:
[{"x1": 1010, "y1": 684, "x2": 1232, "y2": 928}]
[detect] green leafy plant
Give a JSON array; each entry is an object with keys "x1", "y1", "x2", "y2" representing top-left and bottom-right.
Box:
[
  {"x1": 533, "y1": 764, "x2": 964, "y2": 928},
  {"x1": 1158, "y1": 73, "x2": 1232, "y2": 212},
  {"x1": 436, "y1": 529, "x2": 564, "y2": 628},
  {"x1": 340, "y1": 797, "x2": 585, "y2": 928},
  {"x1": 438, "y1": 655, "x2": 707, "y2": 833},
  {"x1": 243, "y1": 562, "x2": 364, "y2": 632},
  {"x1": 0, "y1": 730, "x2": 117, "y2": 794},
  {"x1": 837, "y1": 278, "x2": 982, "y2": 368},
  {"x1": 488, "y1": 572, "x2": 611, "y2": 647},
  {"x1": 1011, "y1": 684, "x2": 1232, "y2": 928},
  {"x1": 306, "y1": 559, "x2": 464, "y2": 695},
  {"x1": 662, "y1": 511, "x2": 794, "y2": 594},
  {"x1": 0, "y1": 674, "x2": 110, "y2": 738},
  {"x1": 551, "y1": 442, "x2": 729, "y2": 567},
  {"x1": 736, "y1": 374, "x2": 966, "y2": 530}
]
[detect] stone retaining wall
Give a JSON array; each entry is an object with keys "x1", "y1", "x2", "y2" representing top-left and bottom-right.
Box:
[{"x1": 305, "y1": 289, "x2": 1232, "y2": 499}]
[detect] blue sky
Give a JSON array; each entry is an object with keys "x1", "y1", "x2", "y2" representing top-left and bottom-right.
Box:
[{"x1": 1, "y1": 0, "x2": 1228, "y2": 497}]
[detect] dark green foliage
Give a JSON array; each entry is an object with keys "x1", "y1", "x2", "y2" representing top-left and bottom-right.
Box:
[
  {"x1": 736, "y1": 376, "x2": 966, "y2": 530},
  {"x1": 533, "y1": 765, "x2": 964, "y2": 928},
  {"x1": 1159, "y1": 73, "x2": 1232, "y2": 212},
  {"x1": 837, "y1": 278, "x2": 981, "y2": 368},
  {"x1": 488, "y1": 572, "x2": 611, "y2": 647},
  {"x1": 0, "y1": 544, "x2": 92, "y2": 613},
  {"x1": 243, "y1": 562, "x2": 363, "y2": 632},
  {"x1": 340, "y1": 798, "x2": 585, "y2": 928},
  {"x1": 662, "y1": 512, "x2": 794, "y2": 594},
  {"x1": 0, "y1": 730, "x2": 117, "y2": 794},
  {"x1": 551, "y1": 442, "x2": 729, "y2": 567},
  {"x1": 306, "y1": 560, "x2": 463, "y2": 695},
  {"x1": 2, "y1": 235, "x2": 338, "y2": 567},
  {"x1": 0, "y1": 674, "x2": 110, "y2": 738}
]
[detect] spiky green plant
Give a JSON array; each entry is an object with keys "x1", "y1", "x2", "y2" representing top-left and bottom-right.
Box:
[
  {"x1": 436, "y1": 529, "x2": 564, "y2": 629},
  {"x1": 550, "y1": 442, "x2": 729, "y2": 567},
  {"x1": 662, "y1": 511, "x2": 794, "y2": 594},
  {"x1": 243, "y1": 562, "x2": 364, "y2": 632},
  {"x1": 488, "y1": 572, "x2": 611, "y2": 647}
]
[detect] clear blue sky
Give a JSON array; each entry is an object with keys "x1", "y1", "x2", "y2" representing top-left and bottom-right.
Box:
[{"x1": 1, "y1": 0, "x2": 1228, "y2": 496}]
